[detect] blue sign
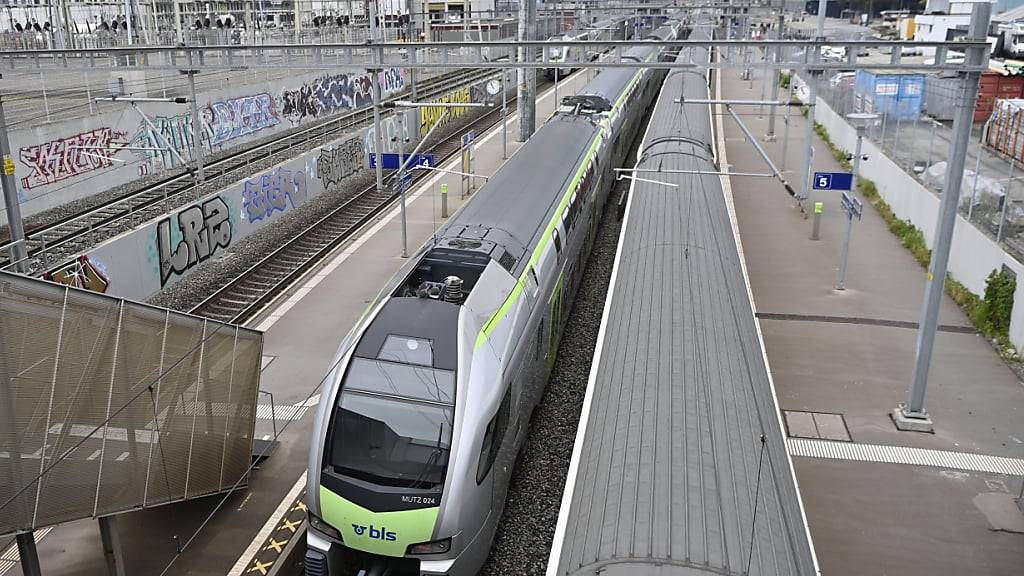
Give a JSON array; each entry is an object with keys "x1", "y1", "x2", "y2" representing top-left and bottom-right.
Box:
[
  {"x1": 399, "y1": 171, "x2": 413, "y2": 192},
  {"x1": 461, "y1": 130, "x2": 477, "y2": 148},
  {"x1": 369, "y1": 153, "x2": 435, "y2": 170},
  {"x1": 812, "y1": 171, "x2": 854, "y2": 191}
]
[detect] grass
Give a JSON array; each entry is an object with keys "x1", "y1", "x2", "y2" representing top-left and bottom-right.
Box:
[{"x1": 815, "y1": 124, "x2": 1020, "y2": 359}]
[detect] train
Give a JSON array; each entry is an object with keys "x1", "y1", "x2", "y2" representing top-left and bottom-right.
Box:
[
  {"x1": 543, "y1": 17, "x2": 635, "y2": 80},
  {"x1": 304, "y1": 19, "x2": 684, "y2": 576}
]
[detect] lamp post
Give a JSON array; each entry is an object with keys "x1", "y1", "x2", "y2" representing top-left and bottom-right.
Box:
[{"x1": 836, "y1": 112, "x2": 877, "y2": 291}]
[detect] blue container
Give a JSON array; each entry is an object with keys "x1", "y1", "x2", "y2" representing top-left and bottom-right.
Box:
[{"x1": 855, "y1": 70, "x2": 925, "y2": 121}]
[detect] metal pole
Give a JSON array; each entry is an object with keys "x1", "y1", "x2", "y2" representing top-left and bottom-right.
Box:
[
  {"x1": 0, "y1": 95, "x2": 29, "y2": 273},
  {"x1": 900, "y1": 2, "x2": 990, "y2": 431},
  {"x1": 998, "y1": 158, "x2": 1015, "y2": 242},
  {"x1": 173, "y1": 0, "x2": 183, "y2": 44},
  {"x1": 397, "y1": 111, "x2": 409, "y2": 258},
  {"x1": 766, "y1": 11, "x2": 784, "y2": 140},
  {"x1": 969, "y1": 120, "x2": 990, "y2": 220},
  {"x1": 517, "y1": 0, "x2": 537, "y2": 142},
  {"x1": 927, "y1": 118, "x2": 937, "y2": 167},
  {"x1": 99, "y1": 516, "x2": 127, "y2": 576},
  {"x1": 799, "y1": 0, "x2": 828, "y2": 206},
  {"x1": 372, "y1": 69, "x2": 385, "y2": 198},
  {"x1": 185, "y1": 52, "x2": 205, "y2": 182},
  {"x1": 836, "y1": 210, "x2": 854, "y2": 289},
  {"x1": 294, "y1": 0, "x2": 301, "y2": 43},
  {"x1": 124, "y1": 0, "x2": 134, "y2": 45},
  {"x1": 502, "y1": 69, "x2": 508, "y2": 159},
  {"x1": 837, "y1": 131, "x2": 864, "y2": 290},
  {"x1": 16, "y1": 532, "x2": 42, "y2": 576},
  {"x1": 782, "y1": 75, "x2": 795, "y2": 172},
  {"x1": 370, "y1": 1, "x2": 385, "y2": 198}
]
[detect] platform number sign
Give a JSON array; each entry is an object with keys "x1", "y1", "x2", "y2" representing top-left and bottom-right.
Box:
[{"x1": 812, "y1": 172, "x2": 853, "y2": 192}]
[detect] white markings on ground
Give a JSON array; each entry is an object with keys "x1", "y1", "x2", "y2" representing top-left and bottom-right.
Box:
[
  {"x1": 225, "y1": 471, "x2": 307, "y2": 576},
  {"x1": 0, "y1": 528, "x2": 53, "y2": 576},
  {"x1": 788, "y1": 437, "x2": 1024, "y2": 476}
]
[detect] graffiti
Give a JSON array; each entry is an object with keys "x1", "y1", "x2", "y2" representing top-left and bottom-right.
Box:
[
  {"x1": 132, "y1": 113, "x2": 201, "y2": 169},
  {"x1": 379, "y1": 68, "x2": 405, "y2": 94},
  {"x1": 156, "y1": 197, "x2": 232, "y2": 287},
  {"x1": 420, "y1": 87, "x2": 471, "y2": 138},
  {"x1": 133, "y1": 93, "x2": 278, "y2": 167},
  {"x1": 317, "y1": 139, "x2": 364, "y2": 189},
  {"x1": 45, "y1": 255, "x2": 111, "y2": 293},
  {"x1": 19, "y1": 127, "x2": 129, "y2": 189},
  {"x1": 241, "y1": 167, "x2": 307, "y2": 224},
  {"x1": 281, "y1": 69, "x2": 405, "y2": 124},
  {"x1": 208, "y1": 93, "x2": 280, "y2": 146},
  {"x1": 364, "y1": 114, "x2": 413, "y2": 156}
]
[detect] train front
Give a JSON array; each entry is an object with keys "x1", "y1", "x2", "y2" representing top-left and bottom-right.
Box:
[{"x1": 304, "y1": 244, "x2": 518, "y2": 576}]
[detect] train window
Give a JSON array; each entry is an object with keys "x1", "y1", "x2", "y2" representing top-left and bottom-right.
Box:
[
  {"x1": 552, "y1": 229, "x2": 562, "y2": 254},
  {"x1": 377, "y1": 335, "x2": 433, "y2": 366},
  {"x1": 476, "y1": 388, "x2": 512, "y2": 483}
]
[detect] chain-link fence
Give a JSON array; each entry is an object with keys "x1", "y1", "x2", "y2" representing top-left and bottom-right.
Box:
[
  {"x1": 814, "y1": 71, "x2": 1024, "y2": 261},
  {"x1": 0, "y1": 270, "x2": 262, "y2": 536}
]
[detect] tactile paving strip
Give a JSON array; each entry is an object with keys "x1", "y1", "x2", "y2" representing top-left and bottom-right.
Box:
[{"x1": 788, "y1": 437, "x2": 1024, "y2": 476}]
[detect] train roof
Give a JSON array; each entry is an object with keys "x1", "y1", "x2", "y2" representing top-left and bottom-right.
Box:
[{"x1": 433, "y1": 117, "x2": 599, "y2": 275}]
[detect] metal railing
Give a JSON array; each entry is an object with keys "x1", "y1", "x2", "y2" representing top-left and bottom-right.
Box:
[{"x1": 815, "y1": 74, "x2": 1024, "y2": 263}]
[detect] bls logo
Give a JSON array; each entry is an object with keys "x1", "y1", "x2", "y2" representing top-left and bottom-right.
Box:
[{"x1": 351, "y1": 524, "x2": 397, "y2": 541}]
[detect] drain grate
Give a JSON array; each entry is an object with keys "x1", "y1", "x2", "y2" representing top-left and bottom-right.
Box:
[
  {"x1": 784, "y1": 410, "x2": 852, "y2": 442},
  {"x1": 788, "y1": 438, "x2": 1024, "y2": 476}
]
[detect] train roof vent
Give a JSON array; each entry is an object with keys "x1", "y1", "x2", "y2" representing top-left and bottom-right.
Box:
[
  {"x1": 448, "y1": 238, "x2": 484, "y2": 250},
  {"x1": 560, "y1": 94, "x2": 612, "y2": 115},
  {"x1": 498, "y1": 250, "x2": 517, "y2": 272}
]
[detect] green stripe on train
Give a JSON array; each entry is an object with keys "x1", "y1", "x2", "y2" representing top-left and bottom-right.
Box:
[
  {"x1": 319, "y1": 486, "x2": 439, "y2": 557},
  {"x1": 474, "y1": 69, "x2": 645, "y2": 350}
]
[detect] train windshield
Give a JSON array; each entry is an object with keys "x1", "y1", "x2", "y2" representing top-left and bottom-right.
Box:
[
  {"x1": 331, "y1": 358, "x2": 454, "y2": 489},
  {"x1": 548, "y1": 46, "x2": 566, "y2": 62}
]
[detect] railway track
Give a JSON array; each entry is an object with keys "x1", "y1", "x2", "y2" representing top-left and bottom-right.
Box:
[
  {"x1": 0, "y1": 67, "x2": 500, "y2": 275},
  {"x1": 189, "y1": 84, "x2": 535, "y2": 324}
]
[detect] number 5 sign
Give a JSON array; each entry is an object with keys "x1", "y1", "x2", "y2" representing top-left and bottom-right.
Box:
[{"x1": 812, "y1": 172, "x2": 853, "y2": 191}]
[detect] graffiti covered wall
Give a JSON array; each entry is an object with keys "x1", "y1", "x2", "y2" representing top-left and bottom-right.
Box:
[
  {"x1": 4, "y1": 67, "x2": 406, "y2": 227},
  {"x1": 20, "y1": 127, "x2": 129, "y2": 190},
  {"x1": 79, "y1": 107, "x2": 418, "y2": 301}
]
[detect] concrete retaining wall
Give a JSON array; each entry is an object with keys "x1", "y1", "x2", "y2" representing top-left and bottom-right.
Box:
[
  {"x1": 5, "y1": 67, "x2": 408, "y2": 226},
  {"x1": 811, "y1": 84, "x2": 1024, "y2": 351},
  {"x1": 66, "y1": 70, "x2": 512, "y2": 302}
]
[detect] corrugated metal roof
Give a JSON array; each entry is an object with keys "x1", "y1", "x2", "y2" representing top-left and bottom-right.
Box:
[{"x1": 550, "y1": 27, "x2": 816, "y2": 576}]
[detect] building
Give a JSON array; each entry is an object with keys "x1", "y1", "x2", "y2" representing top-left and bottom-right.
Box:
[{"x1": 913, "y1": 0, "x2": 995, "y2": 55}]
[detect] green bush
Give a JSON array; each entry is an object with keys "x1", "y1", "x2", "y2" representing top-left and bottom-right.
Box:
[
  {"x1": 780, "y1": 72, "x2": 791, "y2": 89},
  {"x1": 977, "y1": 270, "x2": 1016, "y2": 339}
]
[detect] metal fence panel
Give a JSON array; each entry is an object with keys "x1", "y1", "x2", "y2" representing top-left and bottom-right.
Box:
[{"x1": 0, "y1": 271, "x2": 262, "y2": 536}]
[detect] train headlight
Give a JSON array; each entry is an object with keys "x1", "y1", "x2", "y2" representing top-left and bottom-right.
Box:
[
  {"x1": 308, "y1": 513, "x2": 343, "y2": 542},
  {"x1": 406, "y1": 537, "x2": 451, "y2": 555}
]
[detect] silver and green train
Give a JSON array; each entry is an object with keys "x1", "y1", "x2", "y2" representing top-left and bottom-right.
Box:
[
  {"x1": 543, "y1": 17, "x2": 634, "y2": 81},
  {"x1": 305, "y1": 21, "x2": 682, "y2": 576}
]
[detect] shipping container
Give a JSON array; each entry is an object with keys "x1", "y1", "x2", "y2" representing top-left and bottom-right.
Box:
[
  {"x1": 986, "y1": 99, "x2": 1024, "y2": 164},
  {"x1": 926, "y1": 72, "x2": 1024, "y2": 122},
  {"x1": 855, "y1": 70, "x2": 925, "y2": 121}
]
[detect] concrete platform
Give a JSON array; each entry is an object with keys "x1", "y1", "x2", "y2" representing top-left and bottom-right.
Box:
[
  {"x1": 719, "y1": 62, "x2": 1024, "y2": 573},
  {"x1": 0, "y1": 68, "x2": 595, "y2": 576}
]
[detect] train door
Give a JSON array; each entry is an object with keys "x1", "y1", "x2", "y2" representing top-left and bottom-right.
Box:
[{"x1": 547, "y1": 271, "x2": 565, "y2": 373}]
